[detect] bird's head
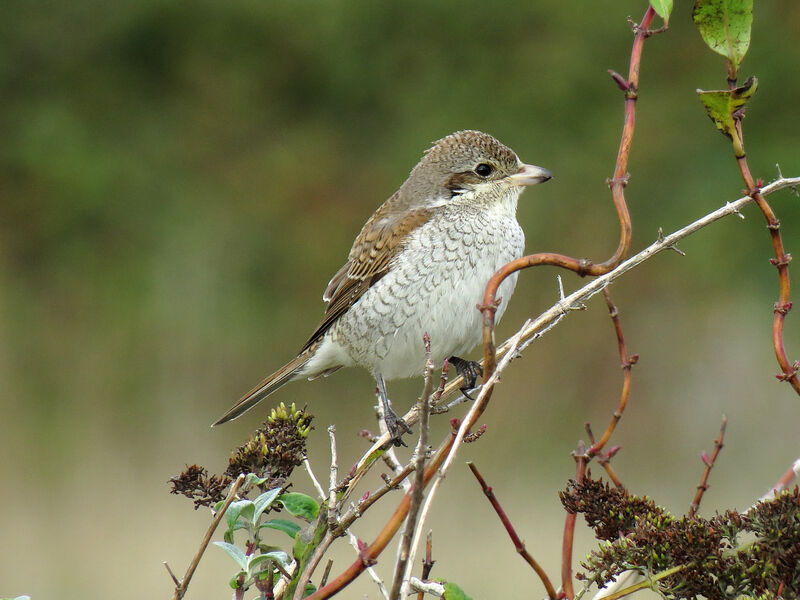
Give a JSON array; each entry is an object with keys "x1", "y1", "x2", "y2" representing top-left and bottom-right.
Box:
[{"x1": 402, "y1": 130, "x2": 552, "y2": 209}]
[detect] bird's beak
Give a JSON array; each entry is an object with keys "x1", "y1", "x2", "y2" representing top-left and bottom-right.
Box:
[{"x1": 507, "y1": 163, "x2": 553, "y2": 186}]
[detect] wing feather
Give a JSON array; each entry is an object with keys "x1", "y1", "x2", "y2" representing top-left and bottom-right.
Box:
[{"x1": 301, "y1": 200, "x2": 433, "y2": 352}]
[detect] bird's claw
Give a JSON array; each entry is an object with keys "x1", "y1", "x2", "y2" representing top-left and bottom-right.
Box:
[{"x1": 449, "y1": 356, "x2": 483, "y2": 400}]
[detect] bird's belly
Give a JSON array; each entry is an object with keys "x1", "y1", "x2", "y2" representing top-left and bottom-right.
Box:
[{"x1": 329, "y1": 213, "x2": 524, "y2": 379}]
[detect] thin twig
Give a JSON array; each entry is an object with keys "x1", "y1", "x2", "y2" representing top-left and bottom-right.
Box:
[
  {"x1": 468, "y1": 462, "x2": 557, "y2": 600},
  {"x1": 171, "y1": 473, "x2": 246, "y2": 600},
  {"x1": 346, "y1": 530, "x2": 390, "y2": 599},
  {"x1": 401, "y1": 326, "x2": 527, "y2": 593},
  {"x1": 328, "y1": 425, "x2": 339, "y2": 528},
  {"x1": 304, "y1": 457, "x2": 326, "y2": 501},
  {"x1": 393, "y1": 335, "x2": 435, "y2": 599},
  {"x1": 588, "y1": 288, "x2": 638, "y2": 457},
  {"x1": 562, "y1": 441, "x2": 588, "y2": 599},
  {"x1": 408, "y1": 577, "x2": 445, "y2": 597},
  {"x1": 320, "y1": 560, "x2": 334, "y2": 588},
  {"x1": 758, "y1": 456, "x2": 800, "y2": 502},
  {"x1": 416, "y1": 532, "x2": 435, "y2": 600},
  {"x1": 305, "y1": 431, "x2": 458, "y2": 599},
  {"x1": 688, "y1": 416, "x2": 727, "y2": 518}
]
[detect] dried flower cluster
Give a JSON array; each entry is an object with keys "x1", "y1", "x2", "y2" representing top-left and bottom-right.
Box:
[
  {"x1": 226, "y1": 402, "x2": 313, "y2": 486},
  {"x1": 169, "y1": 403, "x2": 313, "y2": 507},
  {"x1": 168, "y1": 464, "x2": 231, "y2": 509},
  {"x1": 560, "y1": 476, "x2": 800, "y2": 599}
]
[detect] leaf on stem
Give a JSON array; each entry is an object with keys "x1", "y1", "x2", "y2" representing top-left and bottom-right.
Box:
[
  {"x1": 258, "y1": 518, "x2": 302, "y2": 539},
  {"x1": 696, "y1": 76, "x2": 757, "y2": 140},
  {"x1": 213, "y1": 541, "x2": 248, "y2": 569},
  {"x1": 278, "y1": 492, "x2": 319, "y2": 521},
  {"x1": 650, "y1": 0, "x2": 673, "y2": 23},
  {"x1": 692, "y1": 0, "x2": 753, "y2": 68},
  {"x1": 442, "y1": 581, "x2": 473, "y2": 600},
  {"x1": 252, "y1": 487, "x2": 283, "y2": 525}
]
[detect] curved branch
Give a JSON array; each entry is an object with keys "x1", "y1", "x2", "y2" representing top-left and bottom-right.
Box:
[{"x1": 481, "y1": 5, "x2": 656, "y2": 380}]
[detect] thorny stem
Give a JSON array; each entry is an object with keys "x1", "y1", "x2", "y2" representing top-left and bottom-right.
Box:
[
  {"x1": 481, "y1": 5, "x2": 656, "y2": 380},
  {"x1": 468, "y1": 462, "x2": 557, "y2": 600},
  {"x1": 688, "y1": 416, "x2": 728, "y2": 518},
  {"x1": 726, "y1": 73, "x2": 800, "y2": 396},
  {"x1": 588, "y1": 289, "x2": 638, "y2": 457}
]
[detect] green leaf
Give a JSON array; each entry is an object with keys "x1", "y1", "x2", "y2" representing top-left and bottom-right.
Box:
[
  {"x1": 246, "y1": 473, "x2": 270, "y2": 486},
  {"x1": 252, "y1": 487, "x2": 283, "y2": 524},
  {"x1": 228, "y1": 571, "x2": 246, "y2": 589},
  {"x1": 303, "y1": 583, "x2": 317, "y2": 597},
  {"x1": 259, "y1": 518, "x2": 302, "y2": 539},
  {"x1": 692, "y1": 0, "x2": 753, "y2": 67},
  {"x1": 650, "y1": 0, "x2": 673, "y2": 23},
  {"x1": 697, "y1": 76, "x2": 758, "y2": 140},
  {"x1": 213, "y1": 541, "x2": 248, "y2": 569},
  {"x1": 442, "y1": 581, "x2": 473, "y2": 600},
  {"x1": 279, "y1": 492, "x2": 319, "y2": 521},
  {"x1": 225, "y1": 499, "x2": 255, "y2": 530},
  {"x1": 246, "y1": 551, "x2": 291, "y2": 577}
]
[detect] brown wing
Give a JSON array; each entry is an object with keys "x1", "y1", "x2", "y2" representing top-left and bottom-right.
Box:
[{"x1": 300, "y1": 199, "x2": 434, "y2": 352}]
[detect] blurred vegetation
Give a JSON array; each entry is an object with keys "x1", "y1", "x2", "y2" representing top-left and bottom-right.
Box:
[{"x1": 1, "y1": 1, "x2": 798, "y2": 599}]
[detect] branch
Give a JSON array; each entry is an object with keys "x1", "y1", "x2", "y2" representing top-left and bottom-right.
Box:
[
  {"x1": 688, "y1": 416, "x2": 727, "y2": 518},
  {"x1": 468, "y1": 462, "x2": 557, "y2": 600},
  {"x1": 562, "y1": 441, "x2": 588, "y2": 599},
  {"x1": 480, "y1": 4, "x2": 657, "y2": 381},
  {"x1": 169, "y1": 473, "x2": 246, "y2": 600},
  {"x1": 587, "y1": 289, "x2": 638, "y2": 458},
  {"x1": 726, "y1": 68, "x2": 800, "y2": 395},
  {"x1": 391, "y1": 334, "x2": 434, "y2": 599},
  {"x1": 759, "y1": 455, "x2": 800, "y2": 502},
  {"x1": 416, "y1": 532, "x2": 435, "y2": 600}
]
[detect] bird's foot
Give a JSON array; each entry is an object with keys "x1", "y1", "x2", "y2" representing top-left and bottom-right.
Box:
[
  {"x1": 383, "y1": 405, "x2": 413, "y2": 447},
  {"x1": 449, "y1": 356, "x2": 483, "y2": 400}
]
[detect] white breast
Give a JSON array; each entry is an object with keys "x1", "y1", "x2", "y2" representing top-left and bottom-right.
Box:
[{"x1": 313, "y1": 193, "x2": 525, "y2": 380}]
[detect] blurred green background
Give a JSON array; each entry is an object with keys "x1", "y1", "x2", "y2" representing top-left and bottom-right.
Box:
[{"x1": 2, "y1": 1, "x2": 799, "y2": 598}]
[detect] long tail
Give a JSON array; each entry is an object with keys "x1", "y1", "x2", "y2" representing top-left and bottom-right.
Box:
[{"x1": 212, "y1": 351, "x2": 314, "y2": 426}]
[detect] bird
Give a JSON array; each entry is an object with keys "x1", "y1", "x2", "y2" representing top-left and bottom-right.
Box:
[{"x1": 213, "y1": 130, "x2": 552, "y2": 438}]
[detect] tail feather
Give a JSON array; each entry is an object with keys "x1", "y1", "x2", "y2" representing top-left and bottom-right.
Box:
[{"x1": 212, "y1": 351, "x2": 314, "y2": 426}]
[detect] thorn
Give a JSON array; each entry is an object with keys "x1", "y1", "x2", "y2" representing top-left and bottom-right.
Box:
[
  {"x1": 658, "y1": 227, "x2": 685, "y2": 255},
  {"x1": 164, "y1": 562, "x2": 180, "y2": 587},
  {"x1": 725, "y1": 202, "x2": 746, "y2": 219},
  {"x1": 608, "y1": 69, "x2": 630, "y2": 91}
]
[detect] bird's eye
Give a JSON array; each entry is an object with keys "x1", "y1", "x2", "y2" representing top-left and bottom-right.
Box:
[{"x1": 474, "y1": 163, "x2": 494, "y2": 177}]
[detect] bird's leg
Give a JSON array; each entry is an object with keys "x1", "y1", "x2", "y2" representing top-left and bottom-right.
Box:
[
  {"x1": 375, "y1": 373, "x2": 412, "y2": 447},
  {"x1": 448, "y1": 356, "x2": 483, "y2": 400}
]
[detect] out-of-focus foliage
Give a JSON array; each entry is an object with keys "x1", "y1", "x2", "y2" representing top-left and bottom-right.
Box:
[{"x1": 1, "y1": 1, "x2": 798, "y2": 599}]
